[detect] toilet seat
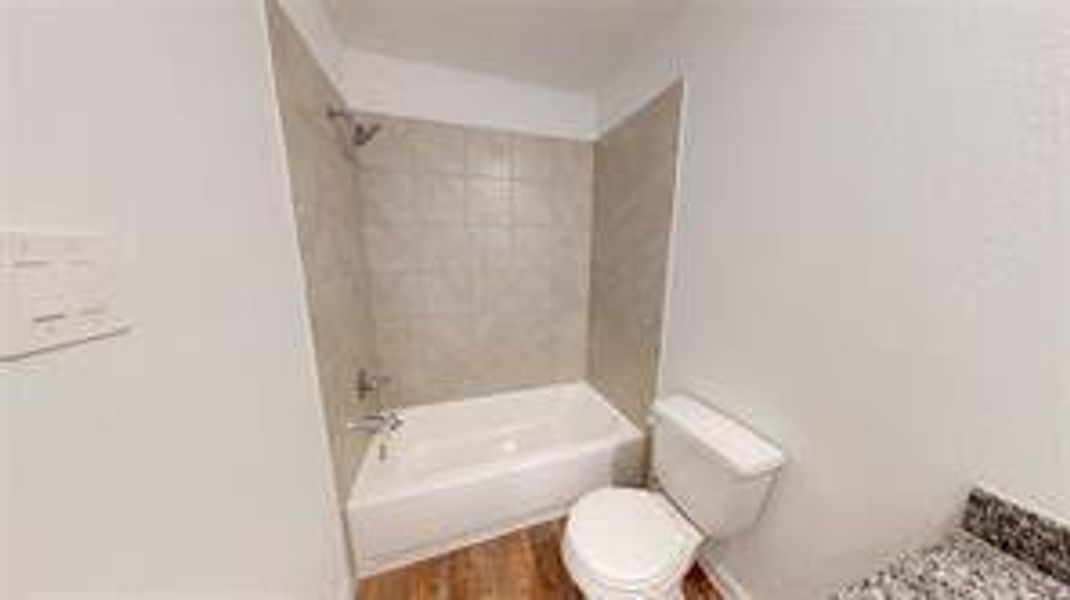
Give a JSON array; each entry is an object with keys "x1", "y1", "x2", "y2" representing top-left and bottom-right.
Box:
[{"x1": 564, "y1": 488, "x2": 703, "y2": 598}]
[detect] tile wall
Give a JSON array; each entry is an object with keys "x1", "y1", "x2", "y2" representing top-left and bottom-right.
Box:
[
  {"x1": 354, "y1": 117, "x2": 594, "y2": 406},
  {"x1": 267, "y1": 1, "x2": 376, "y2": 504},
  {"x1": 588, "y1": 82, "x2": 683, "y2": 425},
  {"x1": 270, "y1": 0, "x2": 679, "y2": 487}
]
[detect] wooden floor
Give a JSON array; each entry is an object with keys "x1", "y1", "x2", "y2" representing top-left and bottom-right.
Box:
[{"x1": 360, "y1": 520, "x2": 722, "y2": 599}]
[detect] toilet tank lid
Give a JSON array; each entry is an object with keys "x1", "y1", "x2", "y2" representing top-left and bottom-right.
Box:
[{"x1": 653, "y1": 394, "x2": 786, "y2": 478}]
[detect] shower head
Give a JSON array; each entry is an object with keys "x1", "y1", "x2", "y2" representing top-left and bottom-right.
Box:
[
  {"x1": 351, "y1": 122, "x2": 382, "y2": 147},
  {"x1": 326, "y1": 106, "x2": 382, "y2": 147}
]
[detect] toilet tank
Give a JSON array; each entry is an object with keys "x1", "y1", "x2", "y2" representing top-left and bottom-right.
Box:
[{"x1": 652, "y1": 394, "x2": 785, "y2": 540}]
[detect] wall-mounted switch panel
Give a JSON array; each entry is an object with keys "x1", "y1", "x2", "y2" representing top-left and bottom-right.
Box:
[{"x1": 0, "y1": 230, "x2": 128, "y2": 360}]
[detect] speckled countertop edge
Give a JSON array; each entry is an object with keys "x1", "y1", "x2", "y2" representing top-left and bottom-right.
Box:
[
  {"x1": 833, "y1": 529, "x2": 1070, "y2": 599},
  {"x1": 963, "y1": 488, "x2": 1070, "y2": 585},
  {"x1": 835, "y1": 488, "x2": 1070, "y2": 599}
]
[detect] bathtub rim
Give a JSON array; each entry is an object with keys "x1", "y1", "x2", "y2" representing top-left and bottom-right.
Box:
[{"x1": 348, "y1": 381, "x2": 642, "y2": 508}]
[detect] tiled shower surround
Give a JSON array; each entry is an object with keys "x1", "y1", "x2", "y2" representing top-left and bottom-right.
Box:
[
  {"x1": 355, "y1": 118, "x2": 594, "y2": 407},
  {"x1": 588, "y1": 83, "x2": 684, "y2": 425},
  {"x1": 269, "y1": 0, "x2": 683, "y2": 496},
  {"x1": 267, "y1": 1, "x2": 376, "y2": 503}
]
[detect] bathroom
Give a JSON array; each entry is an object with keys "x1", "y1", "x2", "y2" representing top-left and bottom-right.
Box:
[{"x1": 2, "y1": 0, "x2": 1069, "y2": 598}]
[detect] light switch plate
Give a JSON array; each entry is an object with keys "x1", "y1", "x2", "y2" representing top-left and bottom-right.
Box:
[{"x1": 0, "y1": 230, "x2": 129, "y2": 361}]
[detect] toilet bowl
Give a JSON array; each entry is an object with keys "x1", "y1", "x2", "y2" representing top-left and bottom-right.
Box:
[
  {"x1": 563, "y1": 488, "x2": 701, "y2": 599},
  {"x1": 563, "y1": 393, "x2": 786, "y2": 599}
]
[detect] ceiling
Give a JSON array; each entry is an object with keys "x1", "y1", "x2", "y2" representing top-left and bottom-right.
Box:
[{"x1": 332, "y1": 0, "x2": 688, "y2": 91}]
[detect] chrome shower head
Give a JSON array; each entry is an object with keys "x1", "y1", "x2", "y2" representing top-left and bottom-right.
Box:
[
  {"x1": 351, "y1": 122, "x2": 382, "y2": 147},
  {"x1": 326, "y1": 106, "x2": 381, "y2": 147}
]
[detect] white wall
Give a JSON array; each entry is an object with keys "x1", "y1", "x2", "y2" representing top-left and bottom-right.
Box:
[
  {"x1": 5, "y1": 1, "x2": 350, "y2": 598},
  {"x1": 601, "y1": 1, "x2": 1070, "y2": 597},
  {"x1": 595, "y1": 18, "x2": 682, "y2": 137},
  {"x1": 1, "y1": 2, "x2": 15, "y2": 596},
  {"x1": 277, "y1": 0, "x2": 346, "y2": 90},
  {"x1": 0, "y1": 377, "x2": 11, "y2": 598},
  {"x1": 275, "y1": 0, "x2": 598, "y2": 140},
  {"x1": 343, "y1": 49, "x2": 598, "y2": 140}
]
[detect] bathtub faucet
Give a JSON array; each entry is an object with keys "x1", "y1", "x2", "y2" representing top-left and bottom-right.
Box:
[{"x1": 347, "y1": 411, "x2": 404, "y2": 434}]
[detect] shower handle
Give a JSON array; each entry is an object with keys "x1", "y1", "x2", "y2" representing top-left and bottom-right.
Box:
[{"x1": 354, "y1": 369, "x2": 391, "y2": 402}]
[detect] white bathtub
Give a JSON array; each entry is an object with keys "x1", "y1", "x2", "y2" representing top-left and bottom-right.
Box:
[{"x1": 347, "y1": 382, "x2": 643, "y2": 576}]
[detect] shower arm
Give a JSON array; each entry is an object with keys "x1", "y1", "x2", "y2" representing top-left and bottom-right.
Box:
[{"x1": 325, "y1": 106, "x2": 381, "y2": 147}]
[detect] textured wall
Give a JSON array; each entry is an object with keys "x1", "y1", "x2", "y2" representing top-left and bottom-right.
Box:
[
  {"x1": 0, "y1": 7, "x2": 13, "y2": 595},
  {"x1": 268, "y1": 1, "x2": 375, "y2": 504},
  {"x1": 9, "y1": 1, "x2": 351, "y2": 596},
  {"x1": 588, "y1": 83, "x2": 683, "y2": 426},
  {"x1": 601, "y1": 2, "x2": 1070, "y2": 597},
  {"x1": 354, "y1": 117, "x2": 593, "y2": 407}
]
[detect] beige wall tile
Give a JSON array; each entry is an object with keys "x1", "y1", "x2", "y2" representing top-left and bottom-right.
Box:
[
  {"x1": 588, "y1": 82, "x2": 683, "y2": 427},
  {"x1": 266, "y1": 1, "x2": 378, "y2": 519},
  {"x1": 356, "y1": 119, "x2": 594, "y2": 408},
  {"x1": 513, "y1": 136, "x2": 557, "y2": 181},
  {"x1": 411, "y1": 122, "x2": 466, "y2": 175},
  {"x1": 412, "y1": 174, "x2": 466, "y2": 224},
  {"x1": 362, "y1": 171, "x2": 413, "y2": 224},
  {"x1": 465, "y1": 178, "x2": 511, "y2": 225},
  {"x1": 425, "y1": 225, "x2": 473, "y2": 270},
  {"x1": 366, "y1": 224, "x2": 429, "y2": 272},
  {"x1": 465, "y1": 130, "x2": 512, "y2": 179},
  {"x1": 511, "y1": 227, "x2": 553, "y2": 269},
  {"x1": 469, "y1": 226, "x2": 513, "y2": 270},
  {"x1": 513, "y1": 181, "x2": 555, "y2": 226},
  {"x1": 357, "y1": 117, "x2": 413, "y2": 172},
  {"x1": 372, "y1": 273, "x2": 428, "y2": 319},
  {"x1": 424, "y1": 269, "x2": 475, "y2": 316}
]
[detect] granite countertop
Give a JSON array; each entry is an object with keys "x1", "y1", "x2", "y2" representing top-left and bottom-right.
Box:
[
  {"x1": 834, "y1": 529, "x2": 1070, "y2": 599},
  {"x1": 835, "y1": 489, "x2": 1070, "y2": 599}
]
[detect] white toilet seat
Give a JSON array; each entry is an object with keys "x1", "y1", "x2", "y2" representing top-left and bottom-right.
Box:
[{"x1": 563, "y1": 487, "x2": 703, "y2": 599}]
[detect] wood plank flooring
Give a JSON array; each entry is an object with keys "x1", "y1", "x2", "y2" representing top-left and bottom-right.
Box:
[{"x1": 359, "y1": 520, "x2": 722, "y2": 599}]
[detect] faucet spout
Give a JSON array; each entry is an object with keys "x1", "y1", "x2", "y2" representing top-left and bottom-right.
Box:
[{"x1": 347, "y1": 411, "x2": 404, "y2": 434}]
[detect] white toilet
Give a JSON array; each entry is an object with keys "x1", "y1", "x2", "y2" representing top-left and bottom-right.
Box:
[{"x1": 563, "y1": 393, "x2": 786, "y2": 599}]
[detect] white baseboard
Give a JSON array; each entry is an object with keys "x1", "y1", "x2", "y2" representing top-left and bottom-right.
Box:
[
  {"x1": 697, "y1": 554, "x2": 753, "y2": 600},
  {"x1": 356, "y1": 506, "x2": 569, "y2": 578}
]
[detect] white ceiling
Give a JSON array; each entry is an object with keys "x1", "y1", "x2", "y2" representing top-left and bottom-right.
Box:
[{"x1": 332, "y1": 0, "x2": 688, "y2": 91}]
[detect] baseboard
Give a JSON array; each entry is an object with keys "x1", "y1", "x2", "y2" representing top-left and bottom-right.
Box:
[
  {"x1": 697, "y1": 554, "x2": 754, "y2": 600},
  {"x1": 356, "y1": 506, "x2": 569, "y2": 578}
]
